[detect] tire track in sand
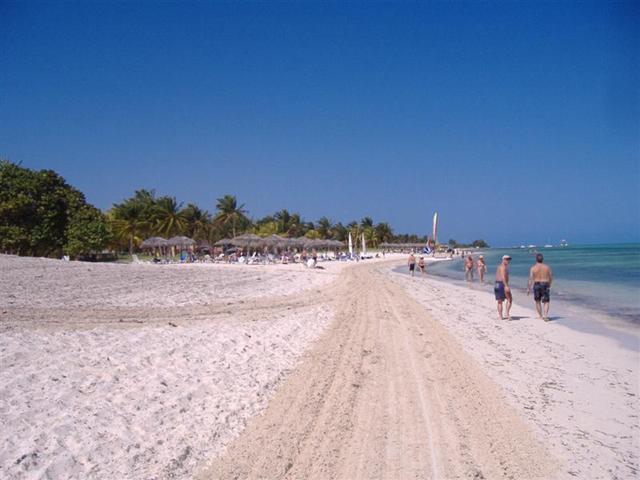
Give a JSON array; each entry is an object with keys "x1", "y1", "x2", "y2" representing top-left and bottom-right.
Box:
[{"x1": 198, "y1": 261, "x2": 558, "y2": 479}]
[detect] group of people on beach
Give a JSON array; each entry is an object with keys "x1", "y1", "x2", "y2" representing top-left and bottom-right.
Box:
[
  {"x1": 408, "y1": 251, "x2": 554, "y2": 322},
  {"x1": 491, "y1": 253, "x2": 554, "y2": 322},
  {"x1": 464, "y1": 254, "x2": 488, "y2": 283},
  {"x1": 406, "y1": 252, "x2": 427, "y2": 276}
]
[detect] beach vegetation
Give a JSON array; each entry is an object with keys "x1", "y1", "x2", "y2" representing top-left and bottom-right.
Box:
[
  {"x1": 65, "y1": 205, "x2": 113, "y2": 257},
  {"x1": 154, "y1": 196, "x2": 188, "y2": 238},
  {"x1": 214, "y1": 194, "x2": 248, "y2": 238},
  {"x1": 0, "y1": 160, "x2": 110, "y2": 257},
  {"x1": 1, "y1": 161, "x2": 460, "y2": 258},
  {"x1": 446, "y1": 238, "x2": 490, "y2": 249}
]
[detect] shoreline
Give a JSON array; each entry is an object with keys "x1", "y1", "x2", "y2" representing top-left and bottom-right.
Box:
[
  {"x1": 385, "y1": 261, "x2": 639, "y2": 479},
  {"x1": 394, "y1": 262, "x2": 640, "y2": 350}
]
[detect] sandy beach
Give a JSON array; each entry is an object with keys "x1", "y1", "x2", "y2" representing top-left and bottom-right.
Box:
[{"x1": 1, "y1": 254, "x2": 638, "y2": 479}]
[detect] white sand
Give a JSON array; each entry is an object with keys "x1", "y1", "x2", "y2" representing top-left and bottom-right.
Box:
[
  {"x1": 0, "y1": 254, "x2": 353, "y2": 479},
  {"x1": 0, "y1": 254, "x2": 343, "y2": 310},
  {"x1": 4, "y1": 253, "x2": 635, "y2": 479},
  {"x1": 386, "y1": 263, "x2": 639, "y2": 479}
]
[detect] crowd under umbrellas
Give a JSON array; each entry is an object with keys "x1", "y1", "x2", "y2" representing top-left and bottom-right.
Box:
[{"x1": 138, "y1": 234, "x2": 349, "y2": 265}]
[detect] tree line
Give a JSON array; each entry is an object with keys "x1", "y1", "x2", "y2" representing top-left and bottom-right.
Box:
[
  {"x1": 1, "y1": 161, "x2": 419, "y2": 258},
  {"x1": 108, "y1": 190, "x2": 398, "y2": 254}
]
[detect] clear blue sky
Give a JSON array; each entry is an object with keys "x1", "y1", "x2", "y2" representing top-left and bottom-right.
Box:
[{"x1": 1, "y1": 1, "x2": 638, "y2": 246}]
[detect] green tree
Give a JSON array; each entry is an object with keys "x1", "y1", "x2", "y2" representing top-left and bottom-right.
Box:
[
  {"x1": 363, "y1": 227, "x2": 378, "y2": 248},
  {"x1": 332, "y1": 222, "x2": 347, "y2": 241},
  {"x1": 360, "y1": 216, "x2": 374, "y2": 229},
  {"x1": 110, "y1": 202, "x2": 151, "y2": 254},
  {"x1": 347, "y1": 221, "x2": 361, "y2": 244},
  {"x1": 153, "y1": 196, "x2": 187, "y2": 237},
  {"x1": 181, "y1": 203, "x2": 211, "y2": 240},
  {"x1": 374, "y1": 222, "x2": 393, "y2": 244},
  {"x1": 472, "y1": 239, "x2": 489, "y2": 248},
  {"x1": 273, "y1": 209, "x2": 292, "y2": 234},
  {"x1": 256, "y1": 221, "x2": 278, "y2": 236},
  {"x1": 305, "y1": 229, "x2": 321, "y2": 239},
  {"x1": 214, "y1": 194, "x2": 248, "y2": 238},
  {"x1": 316, "y1": 217, "x2": 332, "y2": 239},
  {"x1": 65, "y1": 205, "x2": 113, "y2": 257},
  {"x1": 0, "y1": 160, "x2": 89, "y2": 257}
]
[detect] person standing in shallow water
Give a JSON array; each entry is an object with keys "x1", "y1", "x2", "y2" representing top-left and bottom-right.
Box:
[
  {"x1": 408, "y1": 252, "x2": 416, "y2": 277},
  {"x1": 464, "y1": 254, "x2": 474, "y2": 282},
  {"x1": 528, "y1": 253, "x2": 553, "y2": 321},
  {"x1": 494, "y1": 255, "x2": 512, "y2": 320},
  {"x1": 477, "y1": 255, "x2": 487, "y2": 283}
]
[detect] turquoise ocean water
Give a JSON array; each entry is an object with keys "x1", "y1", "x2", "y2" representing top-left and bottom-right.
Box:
[{"x1": 425, "y1": 244, "x2": 640, "y2": 325}]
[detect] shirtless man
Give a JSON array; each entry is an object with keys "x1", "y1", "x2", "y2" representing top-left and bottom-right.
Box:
[
  {"x1": 494, "y1": 255, "x2": 512, "y2": 320},
  {"x1": 464, "y1": 255, "x2": 474, "y2": 282},
  {"x1": 408, "y1": 252, "x2": 416, "y2": 277},
  {"x1": 528, "y1": 253, "x2": 553, "y2": 321}
]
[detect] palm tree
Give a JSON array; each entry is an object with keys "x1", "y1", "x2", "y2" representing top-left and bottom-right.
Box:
[
  {"x1": 274, "y1": 209, "x2": 291, "y2": 234},
  {"x1": 214, "y1": 194, "x2": 248, "y2": 238},
  {"x1": 317, "y1": 217, "x2": 332, "y2": 239},
  {"x1": 375, "y1": 222, "x2": 394, "y2": 244},
  {"x1": 153, "y1": 196, "x2": 187, "y2": 237},
  {"x1": 360, "y1": 216, "x2": 374, "y2": 229},
  {"x1": 347, "y1": 221, "x2": 361, "y2": 243},
  {"x1": 364, "y1": 227, "x2": 379, "y2": 248},
  {"x1": 286, "y1": 213, "x2": 303, "y2": 237},
  {"x1": 110, "y1": 203, "x2": 151, "y2": 254},
  {"x1": 181, "y1": 203, "x2": 211, "y2": 240}
]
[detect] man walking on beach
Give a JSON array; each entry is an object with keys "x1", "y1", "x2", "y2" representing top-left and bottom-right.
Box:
[
  {"x1": 528, "y1": 253, "x2": 553, "y2": 321},
  {"x1": 408, "y1": 252, "x2": 416, "y2": 277},
  {"x1": 495, "y1": 255, "x2": 512, "y2": 320}
]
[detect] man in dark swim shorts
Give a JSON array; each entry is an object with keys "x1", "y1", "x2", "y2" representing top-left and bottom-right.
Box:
[
  {"x1": 408, "y1": 252, "x2": 416, "y2": 276},
  {"x1": 495, "y1": 255, "x2": 512, "y2": 320},
  {"x1": 528, "y1": 253, "x2": 553, "y2": 321},
  {"x1": 533, "y1": 282, "x2": 550, "y2": 303}
]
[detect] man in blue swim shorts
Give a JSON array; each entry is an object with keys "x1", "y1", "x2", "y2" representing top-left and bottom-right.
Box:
[
  {"x1": 495, "y1": 255, "x2": 512, "y2": 320},
  {"x1": 528, "y1": 253, "x2": 553, "y2": 321}
]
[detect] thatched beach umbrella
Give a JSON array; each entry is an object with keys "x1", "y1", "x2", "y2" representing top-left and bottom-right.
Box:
[
  {"x1": 263, "y1": 234, "x2": 284, "y2": 247},
  {"x1": 167, "y1": 236, "x2": 196, "y2": 248},
  {"x1": 230, "y1": 233, "x2": 261, "y2": 246},
  {"x1": 214, "y1": 238, "x2": 232, "y2": 246},
  {"x1": 230, "y1": 233, "x2": 263, "y2": 254},
  {"x1": 292, "y1": 236, "x2": 308, "y2": 248},
  {"x1": 140, "y1": 237, "x2": 169, "y2": 249}
]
